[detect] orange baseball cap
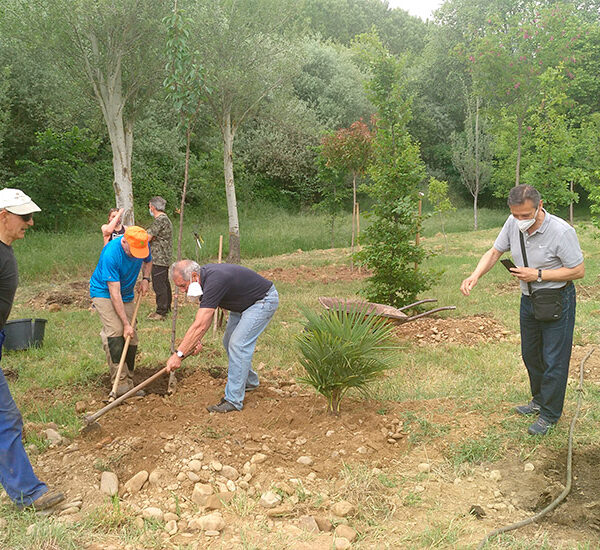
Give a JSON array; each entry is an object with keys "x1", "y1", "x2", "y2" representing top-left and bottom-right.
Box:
[{"x1": 123, "y1": 226, "x2": 150, "y2": 259}]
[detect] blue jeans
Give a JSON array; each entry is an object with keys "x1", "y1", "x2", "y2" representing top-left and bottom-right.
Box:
[
  {"x1": 520, "y1": 283, "x2": 576, "y2": 424},
  {"x1": 0, "y1": 331, "x2": 47, "y2": 505},
  {"x1": 223, "y1": 285, "x2": 279, "y2": 410}
]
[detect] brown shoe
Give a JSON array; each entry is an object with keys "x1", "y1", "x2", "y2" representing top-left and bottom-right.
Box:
[
  {"x1": 147, "y1": 312, "x2": 165, "y2": 321},
  {"x1": 17, "y1": 489, "x2": 65, "y2": 511}
]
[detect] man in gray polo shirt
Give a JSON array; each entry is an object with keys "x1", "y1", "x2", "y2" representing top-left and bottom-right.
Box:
[{"x1": 460, "y1": 185, "x2": 584, "y2": 435}]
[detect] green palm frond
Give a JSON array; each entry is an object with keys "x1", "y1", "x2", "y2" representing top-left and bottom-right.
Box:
[{"x1": 296, "y1": 305, "x2": 397, "y2": 415}]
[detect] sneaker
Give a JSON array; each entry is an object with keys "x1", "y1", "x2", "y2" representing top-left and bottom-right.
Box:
[
  {"x1": 245, "y1": 384, "x2": 259, "y2": 392},
  {"x1": 206, "y1": 399, "x2": 238, "y2": 413},
  {"x1": 515, "y1": 401, "x2": 541, "y2": 416},
  {"x1": 17, "y1": 490, "x2": 65, "y2": 511},
  {"x1": 528, "y1": 417, "x2": 554, "y2": 436},
  {"x1": 147, "y1": 312, "x2": 166, "y2": 321}
]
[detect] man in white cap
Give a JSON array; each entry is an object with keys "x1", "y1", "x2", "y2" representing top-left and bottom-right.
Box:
[{"x1": 0, "y1": 188, "x2": 65, "y2": 510}]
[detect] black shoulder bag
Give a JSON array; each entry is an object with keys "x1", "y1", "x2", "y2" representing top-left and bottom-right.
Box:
[{"x1": 519, "y1": 231, "x2": 563, "y2": 322}]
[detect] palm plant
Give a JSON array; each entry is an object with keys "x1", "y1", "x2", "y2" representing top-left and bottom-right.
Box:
[{"x1": 296, "y1": 305, "x2": 397, "y2": 415}]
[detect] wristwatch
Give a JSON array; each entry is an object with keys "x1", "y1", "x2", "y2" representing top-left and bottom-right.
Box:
[
  {"x1": 176, "y1": 350, "x2": 185, "y2": 358},
  {"x1": 537, "y1": 269, "x2": 543, "y2": 283},
  {"x1": 143, "y1": 277, "x2": 151, "y2": 282}
]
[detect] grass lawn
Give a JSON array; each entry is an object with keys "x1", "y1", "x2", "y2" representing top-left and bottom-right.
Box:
[{"x1": 0, "y1": 207, "x2": 598, "y2": 549}]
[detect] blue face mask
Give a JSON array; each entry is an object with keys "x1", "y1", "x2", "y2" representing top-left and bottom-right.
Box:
[{"x1": 149, "y1": 208, "x2": 154, "y2": 217}]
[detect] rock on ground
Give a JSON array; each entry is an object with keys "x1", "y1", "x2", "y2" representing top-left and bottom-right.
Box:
[{"x1": 100, "y1": 472, "x2": 119, "y2": 496}]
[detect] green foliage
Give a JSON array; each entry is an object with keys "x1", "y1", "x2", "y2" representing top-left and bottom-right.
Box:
[
  {"x1": 163, "y1": 8, "x2": 206, "y2": 118},
  {"x1": 470, "y1": 3, "x2": 584, "y2": 188},
  {"x1": 293, "y1": 39, "x2": 373, "y2": 129},
  {"x1": 296, "y1": 306, "x2": 396, "y2": 415},
  {"x1": 313, "y1": 156, "x2": 350, "y2": 247},
  {"x1": 580, "y1": 113, "x2": 600, "y2": 228},
  {"x1": 353, "y1": 32, "x2": 437, "y2": 307},
  {"x1": 428, "y1": 177, "x2": 455, "y2": 241},
  {"x1": 10, "y1": 127, "x2": 112, "y2": 229}
]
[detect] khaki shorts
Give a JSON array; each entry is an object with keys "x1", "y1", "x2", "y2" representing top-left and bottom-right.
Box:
[{"x1": 92, "y1": 297, "x2": 139, "y2": 345}]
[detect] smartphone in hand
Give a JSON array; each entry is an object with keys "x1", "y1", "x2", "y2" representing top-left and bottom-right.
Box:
[{"x1": 500, "y1": 258, "x2": 517, "y2": 272}]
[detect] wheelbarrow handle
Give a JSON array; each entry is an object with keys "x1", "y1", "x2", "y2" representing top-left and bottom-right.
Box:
[{"x1": 396, "y1": 299, "x2": 437, "y2": 312}]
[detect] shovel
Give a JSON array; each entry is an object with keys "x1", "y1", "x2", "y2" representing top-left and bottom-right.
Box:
[
  {"x1": 106, "y1": 293, "x2": 142, "y2": 403},
  {"x1": 82, "y1": 366, "x2": 169, "y2": 433}
]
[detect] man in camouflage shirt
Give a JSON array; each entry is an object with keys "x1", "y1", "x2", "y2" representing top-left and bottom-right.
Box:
[{"x1": 147, "y1": 196, "x2": 173, "y2": 320}]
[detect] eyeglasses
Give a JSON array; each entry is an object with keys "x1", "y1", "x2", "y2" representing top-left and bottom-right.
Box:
[{"x1": 18, "y1": 213, "x2": 33, "y2": 222}]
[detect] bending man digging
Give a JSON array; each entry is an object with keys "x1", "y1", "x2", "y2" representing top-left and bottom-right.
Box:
[{"x1": 166, "y1": 260, "x2": 279, "y2": 413}]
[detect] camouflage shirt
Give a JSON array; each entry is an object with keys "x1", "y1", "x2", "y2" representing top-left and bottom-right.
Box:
[{"x1": 147, "y1": 213, "x2": 173, "y2": 267}]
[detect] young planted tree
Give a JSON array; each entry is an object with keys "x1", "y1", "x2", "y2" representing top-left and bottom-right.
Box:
[
  {"x1": 296, "y1": 306, "x2": 396, "y2": 416},
  {"x1": 8, "y1": 0, "x2": 168, "y2": 224},
  {"x1": 451, "y1": 93, "x2": 492, "y2": 229},
  {"x1": 163, "y1": 3, "x2": 206, "y2": 391},
  {"x1": 186, "y1": 0, "x2": 300, "y2": 262},
  {"x1": 321, "y1": 119, "x2": 373, "y2": 263},
  {"x1": 353, "y1": 32, "x2": 435, "y2": 307},
  {"x1": 314, "y1": 157, "x2": 348, "y2": 248},
  {"x1": 427, "y1": 177, "x2": 455, "y2": 245}
]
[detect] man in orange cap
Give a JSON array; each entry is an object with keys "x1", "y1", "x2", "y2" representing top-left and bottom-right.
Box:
[{"x1": 90, "y1": 225, "x2": 152, "y2": 396}]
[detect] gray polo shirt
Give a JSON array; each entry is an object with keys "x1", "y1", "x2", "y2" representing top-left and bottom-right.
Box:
[{"x1": 493, "y1": 210, "x2": 583, "y2": 295}]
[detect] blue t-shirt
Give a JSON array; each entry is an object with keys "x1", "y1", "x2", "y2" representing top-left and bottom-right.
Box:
[{"x1": 89, "y1": 237, "x2": 151, "y2": 302}]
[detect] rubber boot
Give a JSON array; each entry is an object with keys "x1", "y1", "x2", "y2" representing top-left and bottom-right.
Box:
[
  {"x1": 125, "y1": 345, "x2": 145, "y2": 397},
  {"x1": 107, "y1": 336, "x2": 130, "y2": 396}
]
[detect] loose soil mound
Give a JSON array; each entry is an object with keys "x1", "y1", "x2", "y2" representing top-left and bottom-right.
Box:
[
  {"x1": 28, "y1": 280, "x2": 92, "y2": 310},
  {"x1": 395, "y1": 315, "x2": 514, "y2": 346}
]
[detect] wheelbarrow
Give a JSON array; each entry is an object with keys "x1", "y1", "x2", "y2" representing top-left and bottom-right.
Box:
[{"x1": 318, "y1": 297, "x2": 455, "y2": 323}]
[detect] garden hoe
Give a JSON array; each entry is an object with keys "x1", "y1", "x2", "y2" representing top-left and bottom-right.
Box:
[
  {"x1": 106, "y1": 293, "x2": 142, "y2": 403},
  {"x1": 81, "y1": 365, "x2": 169, "y2": 434}
]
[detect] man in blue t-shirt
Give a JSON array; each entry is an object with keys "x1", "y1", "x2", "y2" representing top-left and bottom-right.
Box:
[{"x1": 90, "y1": 226, "x2": 152, "y2": 397}]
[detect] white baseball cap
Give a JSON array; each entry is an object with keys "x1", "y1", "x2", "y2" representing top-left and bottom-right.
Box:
[{"x1": 0, "y1": 188, "x2": 41, "y2": 215}]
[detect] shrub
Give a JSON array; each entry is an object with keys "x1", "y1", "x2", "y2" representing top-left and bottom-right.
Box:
[{"x1": 296, "y1": 305, "x2": 396, "y2": 415}]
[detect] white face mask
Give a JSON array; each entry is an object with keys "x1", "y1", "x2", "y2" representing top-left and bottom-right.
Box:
[
  {"x1": 516, "y1": 205, "x2": 540, "y2": 233},
  {"x1": 187, "y1": 281, "x2": 203, "y2": 298},
  {"x1": 148, "y1": 208, "x2": 154, "y2": 217}
]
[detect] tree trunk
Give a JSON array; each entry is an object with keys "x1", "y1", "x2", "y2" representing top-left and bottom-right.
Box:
[
  {"x1": 474, "y1": 96, "x2": 480, "y2": 231},
  {"x1": 515, "y1": 116, "x2": 523, "y2": 187},
  {"x1": 83, "y1": 32, "x2": 135, "y2": 224},
  {"x1": 569, "y1": 180, "x2": 574, "y2": 225},
  {"x1": 331, "y1": 181, "x2": 336, "y2": 248},
  {"x1": 106, "y1": 113, "x2": 134, "y2": 225},
  {"x1": 351, "y1": 171, "x2": 357, "y2": 270},
  {"x1": 222, "y1": 110, "x2": 241, "y2": 263}
]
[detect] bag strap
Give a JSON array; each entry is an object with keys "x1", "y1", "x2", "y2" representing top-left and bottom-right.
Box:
[{"x1": 519, "y1": 230, "x2": 534, "y2": 296}]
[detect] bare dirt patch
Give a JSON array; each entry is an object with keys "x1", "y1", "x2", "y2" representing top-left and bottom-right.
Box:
[
  {"x1": 259, "y1": 264, "x2": 369, "y2": 285},
  {"x1": 395, "y1": 315, "x2": 515, "y2": 347},
  {"x1": 570, "y1": 345, "x2": 600, "y2": 385},
  {"x1": 27, "y1": 280, "x2": 92, "y2": 310},
  {"x1": 21, "y1": 364, "x2": 598, "y2": 548}
]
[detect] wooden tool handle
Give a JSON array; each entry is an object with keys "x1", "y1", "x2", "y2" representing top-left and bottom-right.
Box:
[{"x1": 85, "y1": 366, "x2": 168, "y2": 425}]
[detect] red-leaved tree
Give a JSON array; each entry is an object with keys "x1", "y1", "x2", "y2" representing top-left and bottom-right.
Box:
[{"x1": 321, "y1": 119, "x2": 373, "y2": 263}]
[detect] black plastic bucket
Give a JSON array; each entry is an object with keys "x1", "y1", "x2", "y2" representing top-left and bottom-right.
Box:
[{"x1": 3, "y1": 318, "x2": 47, "y2": 351}]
